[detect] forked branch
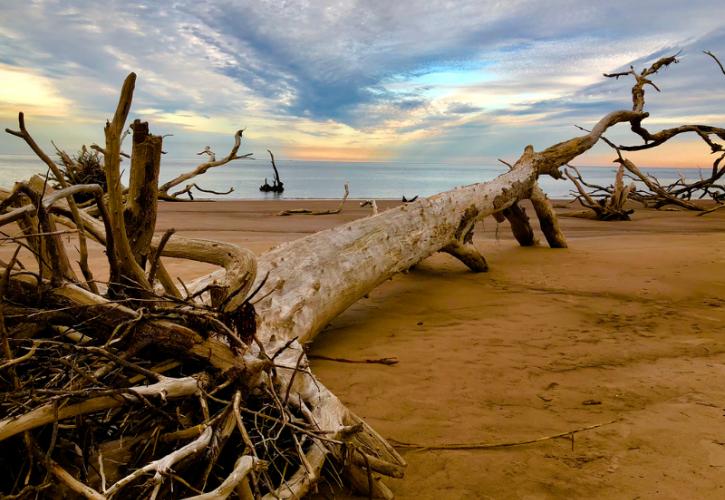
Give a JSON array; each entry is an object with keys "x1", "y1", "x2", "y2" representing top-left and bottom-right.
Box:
[{"x1": 159, "y1": 130, "x2": 252, "y2": 196}]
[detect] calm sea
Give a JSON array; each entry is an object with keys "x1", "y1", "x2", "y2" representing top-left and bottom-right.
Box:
[{"x1": 0, "y1": 154, "x2": 699, "y2": 200}]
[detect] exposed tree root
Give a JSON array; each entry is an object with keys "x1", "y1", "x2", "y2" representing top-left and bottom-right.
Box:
[
  {"x1": 0, "y1": 75, "x2": 400, "y2": 498},
  {"x1": 566, "y1": 164, "x2": 635, "y2": 220}
]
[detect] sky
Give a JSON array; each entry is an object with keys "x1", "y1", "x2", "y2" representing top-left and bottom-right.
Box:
[{"x1": 1, "y1": 0, "x2": 724, "y2": 168}]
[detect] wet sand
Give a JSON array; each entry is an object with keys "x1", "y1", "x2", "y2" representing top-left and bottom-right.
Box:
[{"x1": 5, "y1": 198, "x2": 725, "y2": 498}]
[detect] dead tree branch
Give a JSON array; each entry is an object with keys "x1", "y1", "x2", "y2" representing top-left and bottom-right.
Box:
[
  {"x1": 170, "y1": 183, "x2": 235, "y2": 200},
  {"x1": 159, "y1": 130, "x2": 252, "y2": 197},
  {"x1": 565, "y1": 165, "x2": 635, "y2": 220}
]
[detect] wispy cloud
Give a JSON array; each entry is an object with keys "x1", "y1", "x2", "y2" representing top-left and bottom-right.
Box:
[{"x1": 0, "y1": 0, "x2": 724, "y2": 165}]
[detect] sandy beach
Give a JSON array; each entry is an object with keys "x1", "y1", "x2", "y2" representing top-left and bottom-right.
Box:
[
  {"x1": 3, "y1": 198, "x2": 725, "y2": 498},
  {"x1": 145, "y1": 199, "x2": 725, "y2": 499}
]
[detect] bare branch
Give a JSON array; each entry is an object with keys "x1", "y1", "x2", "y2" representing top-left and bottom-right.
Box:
[
  {"x1": 704, "y1": 50, "x2": 725, "y2": 77},
  {"x1": 169, "y1": 183, "x2": 234, "y2": 200},
  {"x1": 159, "y1": 129, "x2": 252, "y2": 194}
]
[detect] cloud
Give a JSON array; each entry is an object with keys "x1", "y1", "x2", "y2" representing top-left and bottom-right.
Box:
[
  {"x1": 447, "y1": 103, "x2": 484, "y2": 115},
  {"x1": 0, "y1": 64, "x2": 71, "y2": 117},
  {"x1": 0, "y1": 0, "x2": 724, "y2": 164}
]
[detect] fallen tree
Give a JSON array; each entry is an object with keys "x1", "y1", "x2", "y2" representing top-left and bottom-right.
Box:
[{"x1": 1, "y1": 53, "x2": 721, "y2": 498}]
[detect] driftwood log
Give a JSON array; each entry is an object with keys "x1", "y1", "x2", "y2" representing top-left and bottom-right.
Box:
[
  {"x1": 1, "y1": 53, "x2": 722, "y2": 498},
  {"x1": 277, "y1": 183, "x2": 350, "y2": 216}
]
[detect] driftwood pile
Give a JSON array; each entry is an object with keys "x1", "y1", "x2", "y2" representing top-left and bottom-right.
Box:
[
  {"x1": 1, "y1": 53, "x2": 723, "y2": 499},
  {"x1": 0, "y1": 74, "x2": 404, "y2": 499}
]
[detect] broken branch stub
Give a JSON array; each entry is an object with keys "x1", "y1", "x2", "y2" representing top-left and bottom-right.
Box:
[{"x1": 124, "y1": 119, "x2": 163, "y2": 265}]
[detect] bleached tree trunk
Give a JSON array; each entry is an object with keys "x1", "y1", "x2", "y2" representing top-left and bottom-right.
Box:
[
  {"x1": 256, "y1": 167, "x2": 537, "y2": 343},
  {"x1": 192, "y1": 110, "x2": 646, "y2": 344},
  {"x1": 191, "y1": 145, "x2": 575, "y2": 345},
  {"x1": 187, "y1": 148, "x2": 559, "y2": 498}
]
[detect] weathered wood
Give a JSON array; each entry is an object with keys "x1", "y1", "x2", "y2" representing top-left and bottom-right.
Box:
[
  {"x1": 102, "y1": 73, "x2": 151, "y2": 291},
  {"x1": 617, "y1": 157, "x2": 701, "y2": 211},
  {"x1": 530, "y1": 184, "x2": 567, "y2": 248},
  {"x1": 157, "y1": 236, "x2": 257, "y2": 312},
  {"x1": 0, "y1": 375, "x2": 203, "y2": 442},
  {"x1": 502, "y1": 201, "x2": 536, "y2": 246},
  {"x1": 2, "y1": 273, "x2": 265, "y2": 375},
  {"x1": 191, "y1": 120, "x2": 645, "y2": 344},
  {"x1": 441, "y1": 241, "x2": 488, "y2": 272},
  {"x1": 159, "y1": 130, "x2": 251, "y2": 196},
  {"x1": 124, "y1": 119, "x2": 162, "y2": 265},
  {"x1": 242, "y1": 150, "x2": 541, "y2": 345},
  {"x1": 185, "y1": 149, "x2": 549, "y2": 495},
  {"x1": 0, "y1": 181, "x2": 77, "y2": 285},
  {"x1": 566, "y1": 165, "x2": 635, "y2": 220},
  {"x1": 5, "y1": 113, "x2": 97, "y2": 292},
  {"x1": 184, "y1": 109, "x2": 647, "y2": 493},
  {"x1": 278, "y1": 182, "x2": 349, "y2": 216}
]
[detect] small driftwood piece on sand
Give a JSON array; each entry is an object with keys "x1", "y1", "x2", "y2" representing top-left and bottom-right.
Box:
[
  {"x1": 390, "y1": 419, "x2": 618, "y2": 451},
  {"x1": 308, "y1": 354, "x2": 398, "y2": 365},
  {"x1": 278, "y1": 182, "x2": 350, "y2": 216}
]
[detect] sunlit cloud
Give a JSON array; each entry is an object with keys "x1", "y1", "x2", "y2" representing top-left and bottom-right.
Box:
[{"x1": 0, "y1": 65, "x2": 70, "y2": 117}]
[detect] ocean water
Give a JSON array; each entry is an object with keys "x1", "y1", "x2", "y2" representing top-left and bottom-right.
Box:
[{"x1": 0, "y1": 153, "x2": 700, "y2": 200}]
